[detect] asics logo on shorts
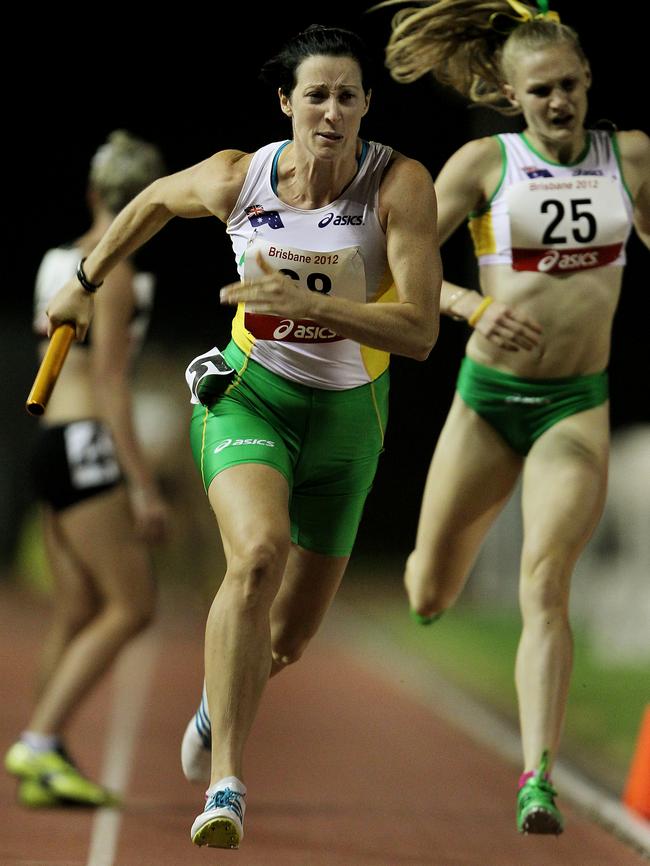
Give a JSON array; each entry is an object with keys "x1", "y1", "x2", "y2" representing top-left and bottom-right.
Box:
[{"x1": 214, "y1": 438, "x2": 276, "y2": 454}]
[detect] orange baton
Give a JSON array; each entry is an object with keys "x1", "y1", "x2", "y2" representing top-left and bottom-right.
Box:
[{"x1": 25, "y1": 324, "x2": 75, "y2": 416}]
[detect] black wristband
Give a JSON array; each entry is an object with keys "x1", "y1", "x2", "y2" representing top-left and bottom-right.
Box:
[{"x1": 76, "y1": 258, "x2": 103, "y2": 293}]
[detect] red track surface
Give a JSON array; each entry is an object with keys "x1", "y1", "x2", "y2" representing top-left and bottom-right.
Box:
[{"x1": 1, "y1": 584, "x2": 647, "y2": 866}]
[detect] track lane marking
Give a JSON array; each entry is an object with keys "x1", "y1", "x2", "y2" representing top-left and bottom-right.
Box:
[{"x1": 85, "y1": 626, "x2": 160, "y2": 866}]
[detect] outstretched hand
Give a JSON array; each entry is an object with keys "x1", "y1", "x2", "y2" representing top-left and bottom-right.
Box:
[
  {"x1": 474, "y1": 300, "x2": 543, "y2": 352},
  {"x1": 219, "y1": 252, "x2": 315, "y2": 319}
]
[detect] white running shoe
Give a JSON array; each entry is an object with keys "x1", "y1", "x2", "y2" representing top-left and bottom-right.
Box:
[
  {"x1": 181, "y1": 687, "x2": 211, "y2": 783},
  {"x1": 190, "y1": 777, "x2": 246, "y2": 848}
]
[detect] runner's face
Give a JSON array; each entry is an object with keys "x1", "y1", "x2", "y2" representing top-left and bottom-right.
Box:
[
  {"x1": 504, "y1": 45, "x2": 591, "y2": 153},
  {"x1": 280, "y1": 54, "x2": 370, "y2": 160}
]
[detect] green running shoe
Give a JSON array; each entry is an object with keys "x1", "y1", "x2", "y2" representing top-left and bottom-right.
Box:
[
  {"x1": 409, "y1": 609, "x2": 443, "y2": 626},
  {"x1": 5, "y1": 741, "x2": 119, "y2": 807},
  {"x1": 517, "y1": 751, "x2": 564, "y2": 835}
]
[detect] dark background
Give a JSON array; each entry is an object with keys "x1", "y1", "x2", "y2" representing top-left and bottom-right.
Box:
[{"x1": 3, "y1": 3, "x2": 648, "y2": 563}]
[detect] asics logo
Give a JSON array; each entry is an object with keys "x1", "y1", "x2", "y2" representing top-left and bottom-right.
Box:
[
  {"x1": 214, "y1": 438, "x2": 275, "y2": 454},
  {"x1": 538, "y1": 249, "x2": 599, "y2": 272},
  {"x1": 504, "y1": 395, "x2": 552, "y2": 405},
  {"x1": 318, "y1": 212, "x2": 363, "y2": 228},
  {"x1": 272, "y1": 319, "x2": 338, "y2": 341}
]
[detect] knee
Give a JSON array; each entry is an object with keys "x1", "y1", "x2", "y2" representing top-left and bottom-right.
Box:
[
  {"x1": 103, "y1": 587, "x2": 156, "y2": 639},
  {"x1": 58, "y1": 595, "x2": 100, "y2": 636},
  {"x1": 520, "y1": 551, "x2": 571, "y2": 617},
  {"x1": 405, "y1": 551, "x2": 457, "y2": 615},
  {"x1": 270, "y1": 621, "x2": 315, "y2": 672},
  {"x1": 270, "y1": 643, "x2": 305, "y2": 674},
  {"x1": 226, "y1": 537, "x2": 290, "y2": 606}
]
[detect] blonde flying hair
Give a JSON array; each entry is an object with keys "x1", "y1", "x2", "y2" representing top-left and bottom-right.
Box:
[
  {"x1": 89, "y1": 130, "x2": 165, "y2": 214},
  {"x1": 382, "y1": 0, "x2": 587, "y2": 114}
]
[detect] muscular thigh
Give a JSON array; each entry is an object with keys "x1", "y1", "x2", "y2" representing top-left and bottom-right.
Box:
[
  {"x1": 522, "y1": 403, "x2": 609, "y2": 553},
  {"x1": 422, "y1": 392, "x2": 523, "y2": 532}
]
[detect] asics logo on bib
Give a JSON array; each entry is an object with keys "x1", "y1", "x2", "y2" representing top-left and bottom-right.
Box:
[
  {"x1": 272, "y1": 319, "x2": 338, "y2": 341},
  {"x1": 214, "y1": 438, "x2": 276, "y2": 454},
  {"x1": 538, "y1": 249, "x2": 599, "y2": 272},
  {"x1": 318, "y1": 212, "x2": 363, "y2": 228}
]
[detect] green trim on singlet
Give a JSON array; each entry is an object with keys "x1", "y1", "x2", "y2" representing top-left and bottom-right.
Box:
[
  {"x1": 270, "y1": 139, "x2": 370, "y2": 195},
  {"x1": 519, "y1": 130, "x2": 591, "y2": 166},
  {"x1": 611, "y1": 132, "x2": 634, "y2": 204},
  {"x1": 469, "y1": 135, "x2": 508, "y2": 218},
  {"x1": 457, "y1": 357, "x2": 609, "y2": 456},
  {"x1": 270, "y1": 140, "x2": 291, "y2": 194}
]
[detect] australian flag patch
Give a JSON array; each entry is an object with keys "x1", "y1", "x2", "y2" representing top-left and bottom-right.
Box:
[
  {"x1": 522, "y1": 166, "x2": 553, "y2": 179},
  {"x1": 245, "y1": 204, "x2": 284, "y2": 229},
  {"x1": 523, "y1": 165, "x2": 553, "y2": 180}
]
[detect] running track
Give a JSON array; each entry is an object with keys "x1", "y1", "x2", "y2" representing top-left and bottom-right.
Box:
[{"x1": 1, "y1": 583, "x2": 648, "y2": 866}]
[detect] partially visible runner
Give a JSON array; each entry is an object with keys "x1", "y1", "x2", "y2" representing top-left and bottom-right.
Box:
[
  {"x1": 4, "y1": 131, "x2": 169, "y2": 808},
  {"x1": 44, "y1": 25, "x2": 441, "y2": 849},
  {"x1": 382, "y1": 0, "x2": 650, "y2": 836}
]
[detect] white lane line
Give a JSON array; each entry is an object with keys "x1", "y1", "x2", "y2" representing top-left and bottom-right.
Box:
[
  {"x1": 326, "y1": 600, "x2": 650, "y2": 860},
  {"x1": 85, "y1": 626, "x2": 160, "y2": 866}
]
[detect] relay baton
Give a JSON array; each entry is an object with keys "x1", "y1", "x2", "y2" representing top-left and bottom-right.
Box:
[{"x1": 25, "y1": 324, "x2": 75, "y2": 416}]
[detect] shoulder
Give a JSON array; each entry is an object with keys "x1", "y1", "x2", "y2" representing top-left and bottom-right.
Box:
[
  {"x1": 433, "y1": 136, "x2": 502, "y2": 214},
  {"x1": 377, "y1": 152, "x2": 437, "y2": 232},
  {"x1": 174, "y1": 148, "x2": 255, "y2": 221},
  {"x1": 613, "y1": 130, "x2": 650, "y2": 199},
  {"x1": 440, "y1": 136, "x2": 502, "y2": 177},
  {"x1": 614, "y1": 129, "x2": 650, "y2": 163},
  {"x1": 194, "y1": 149, "x2": 254, "y2": 187},
  {"x1": 380, "y1": 152, "x2": 435, "y2": 201}
]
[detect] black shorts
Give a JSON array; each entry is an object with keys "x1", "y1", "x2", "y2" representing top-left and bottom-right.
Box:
[{"x1": 30, "y1": 420, "x2": 123, "y2": 511}]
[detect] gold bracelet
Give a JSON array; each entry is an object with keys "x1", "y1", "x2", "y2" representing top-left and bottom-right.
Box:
[
  {"x1": 447, "y1": 288, "x2": 469, "y2": 321},
  {"x1": 468, "y1": 295, "x2": 494, "y2": 328}
]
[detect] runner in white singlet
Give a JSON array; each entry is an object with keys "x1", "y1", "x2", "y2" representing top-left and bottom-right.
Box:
[
  {"x1": 383, "y1": 0, "x2": 650, "y2": 837},
  {"x1": 4, "y1": 131, "x2": 168, "y2": 809},
  {"x1": 45, "y1": 25, "x2": 442, "y2": 849}
]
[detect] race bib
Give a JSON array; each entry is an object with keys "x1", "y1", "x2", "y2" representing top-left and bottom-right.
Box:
[
  {"x1": 242, "y1": 236, "x2": 365, "y2": 343},
  {"x1": 507, "y1": 176, "x2": 629, "y2": 273},
  {"x1": 64, "y1": 421, "x2": 121, "y2": 489}
]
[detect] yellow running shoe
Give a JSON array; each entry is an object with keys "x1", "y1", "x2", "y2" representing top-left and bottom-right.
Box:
[
  {"x1": 5, "y1": 741, "x2": 119, "y2": 807},
  {"x1": 17, "y1": 778, "x2": 62, "y2": 808}
]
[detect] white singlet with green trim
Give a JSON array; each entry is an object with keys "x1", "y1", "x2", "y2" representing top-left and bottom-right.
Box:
[
  {"x1": 226, "y1": 139, "x2": 394, "y2": 390},
  {"x1": 468, "y1": 130, "x2": 633, "y2": 274}
]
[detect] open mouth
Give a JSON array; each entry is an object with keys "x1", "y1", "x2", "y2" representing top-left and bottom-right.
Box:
[{"x1": 550, "y1": 114, "x2": 573, "y2": 127}]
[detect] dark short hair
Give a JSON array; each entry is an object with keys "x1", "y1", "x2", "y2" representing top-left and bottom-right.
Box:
[{"x1": 259, "y1": 24, "x2": 374, "y2": 95}]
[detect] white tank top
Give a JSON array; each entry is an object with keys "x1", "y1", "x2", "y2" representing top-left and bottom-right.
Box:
[
  {"x1": 226, "y1": 140, "x2": 394, "y2": 390},
  {"x1": 33, "y1": 245, "x2": 155, "y2": 353},
  {"x1": 468, "y1": 131, "x2": 633, "y2": 274}
]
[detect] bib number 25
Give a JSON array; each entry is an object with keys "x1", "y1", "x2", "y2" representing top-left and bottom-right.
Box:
[{"x1": 541, "y1": 198, "x2": 597, "y2": 245}]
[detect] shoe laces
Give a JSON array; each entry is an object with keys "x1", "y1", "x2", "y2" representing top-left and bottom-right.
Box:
[
  {"x1": 519, "y1": 773, "x2": 558, "y2": 807},
  {"x1": 206, "y1": 787, "x2": 245, "y2": 821},
  {"x1": 519, "y1": 751, "x2": 558, "y2": 804}
]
